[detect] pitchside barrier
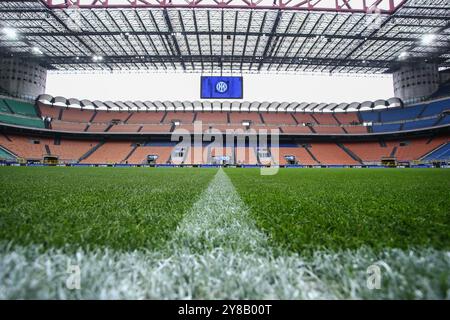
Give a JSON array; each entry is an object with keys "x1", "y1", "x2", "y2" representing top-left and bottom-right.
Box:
[{"x1": 0, "y1": 160, "x2": 443, "y2": 169}]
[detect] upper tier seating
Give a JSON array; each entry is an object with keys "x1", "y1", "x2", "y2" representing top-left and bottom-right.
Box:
[
  {"x1": 86, "y1": 123, "x2": 108, "y2": 132},
  {"x1": 127, "y1": 112, "x2": 164, "y2": 124},
  {"x1": 372, "y1": 123, "x2": 402, "y2": 133},
  {"x1": 164, "y1": 112, "x2": 195, "y2": 124},
  {"x1": 196, "y1": 112, "x2": 228, "y2": 124},
  {"x1": 280, "y1": 126, "x2": 314, "y2": 134},
  {"x1": 334, "y1": 113, "x2": 360, "y2": 124},
  {"x1": 38, "y1": 103, "x2": 60, "y2": 119},
  {"x1": 3, "y1": 98, "x2": 37, "y2": 116},
  {"x1": 229, "y1": 112, "x2": 262, "y2": 125},
  {"x1": 51, "y1": 120, "x2": 87, "y2": 132},
  {"x1": 311, "y1": 113, "x2": 339, "y2": 125},
  {"x1": 420, "y1": 100, "x2": 450, "y2": 117},
  {"x1": 343, "y1": 126, "x2": 368, "y2": 134},
  {"x1": 313, "y1": 126, "x2": 346, "y2": 134},
  {"x1": 0, "y1": 113, "x2": 45, "y2": 128},
  {"x1": 108, "y1": 124, "x2": 142, "y2": 133},
  {"x1": 379, "y1": 105, "x2": 424, "y2": 122},
  {"x1": 292, "y1": 113, "x2": 317, "y2": 124},
  {"x1": 92, "y1": 111, "x2": 129, "y2": 123},
  {"x1": 61, "y1": 108, "x2": 95, "y2": 122},
  {"x1": 261, "y1": 113, "x2": 296, "y2": 125},
  {"x1": 2, "y1": 97, "x2": 448, "y2": 137},
  {"x1": 0, "y1": 99, "x2": 12, "y2": 113},
  {"x1": 403, "y1": 118, "x2": 438, "y2": 131}
]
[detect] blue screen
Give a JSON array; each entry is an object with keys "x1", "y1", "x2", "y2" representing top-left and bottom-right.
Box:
[{"x1": 201, "y1": 76, "x2": 243, "y2": 99}]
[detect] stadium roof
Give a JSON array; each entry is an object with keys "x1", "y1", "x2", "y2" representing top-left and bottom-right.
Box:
[
  {"x1": 38, "y1": 93, "x2": 403, "y2": 113},
  {"x1": 0, "y1": 0, "x2": 449, "y2": 74}
]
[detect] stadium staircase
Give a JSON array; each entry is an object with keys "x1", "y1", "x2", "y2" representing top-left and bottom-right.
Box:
[
  {"x1": 78, "y1": 141, "x2": 105, "y2": 163},
  {"x1": 58, "y1": 108, "x2": 63, "y2": 120},
  {"x1": 390, "y1": 146, "x2": 398, "y2": 157},
  {"x1": 304, "y1": 146, "x2": 321, "y2": 165},
  {"x1": 104, "y1": 124, "x2": 114, "y2": 132},
  {"x1": 0, "y1": 145, "x2": 17, "y2": 160},
  {"x1": 337, "y1": 143, "x2": 363, "y2": 164},
  {"x1": 122, "y1": 144, "x2": 138, "y2": 163}
]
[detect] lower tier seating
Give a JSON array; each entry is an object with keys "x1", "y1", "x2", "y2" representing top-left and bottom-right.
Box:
[{"x1": 1, "y1": 133, "x2": 449, "y2": 165}]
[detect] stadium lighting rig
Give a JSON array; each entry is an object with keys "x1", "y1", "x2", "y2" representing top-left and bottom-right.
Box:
[
  {"x1": 2, "y1": 27, "x2": 18, "y2": 40},
  {"x1": 421, "y1": 34, "x2": 436, "y2": 46}
]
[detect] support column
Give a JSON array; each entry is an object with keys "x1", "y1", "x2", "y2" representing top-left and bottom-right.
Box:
[
  {"x1": 393, "y1": 63, "x2": 440, "y2": 104},
  {"x1": 0, "y1": 57, "x2": 47, "y2": 100}
]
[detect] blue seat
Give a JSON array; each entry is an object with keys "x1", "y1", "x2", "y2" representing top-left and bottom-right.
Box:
[
  {"x1": 420, "y1": 100, "x2": 450, "y2": 117},
  {"x1": 372, "y1": 123, "x2": 402, "y2": 133},
  {"x1": 380, "y1": 105, "x2": 424, "y2": 122},
  {"x1": 422, "y1": 143, "x2": 450, "y2": 161},
  {"x1": 403, "y1": 119, "x2": 437, "y2": 131}
]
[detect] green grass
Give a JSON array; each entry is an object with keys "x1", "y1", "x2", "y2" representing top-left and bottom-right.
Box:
[
  {"x1": 0, "y1": 167, "x2": 216, "y2": 251},
  {"x1": 0, "y1": 167, "x2": 449, "y2": 299},
  {"x1": 226, "y1": 168, "x2": 450, "y2": 253}
]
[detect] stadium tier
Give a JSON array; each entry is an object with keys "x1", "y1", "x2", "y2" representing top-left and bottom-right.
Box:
[{"x1": 0, "y1": 95, "x2": 449, "y2": 165}]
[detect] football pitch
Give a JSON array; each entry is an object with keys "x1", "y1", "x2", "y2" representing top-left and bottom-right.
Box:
[{"x1": 0, "y1": 167, "x2": 449, "y2": 299}]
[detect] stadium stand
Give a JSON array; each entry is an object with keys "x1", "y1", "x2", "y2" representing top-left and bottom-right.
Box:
[
  {"x1": 0, "y1": 113, "x2": 45, "y2": 128},
  {"x1": 50, "y1": 121, "x2": 87, "y2": 132},
  {"x1": 261, "y1": 113, "x2": 296, "y2": 125},
  {"x1": 37, "y1": 103, "x2": 60, "y2": 119},
  {"x1": 108, "y1": 124, "x2": 142, "y2": 133},
  {"x1": 1, "y1": 95, "x2": 449, "y2": 166},
  {"x1": 0, "y1": 146, "x2": 16, "y2": 160},
  {"x1": 80, "y1": 142, "x2": 134, "y2": 164},
  {"x1": 230, "y1": 112, "x2": 263, "y2": 125},
  {"x1": 422, "y1": 143, "x2": 450, "y2": 161},
  {"x1": 311, "y1": 114, "x2": 339, "y2": 125},
  {"x1": 61, "y1": 108, "x2": 95, "y2": 123},
  {"x1": 196, "y1": 112, "x2": 229, "y2": 124},
  {"x1": 344, "y1": 141, "x2": 393, "y2": 163},
  {"x1": 86, "y1": 123, "x2": 109, "y2": 132},
  {"x1": 309, "y1": 143, "x2": 360, "y2": 165},
  {"x1": 334, "y1": 113, "x2": 360, "y2": 125},
  {"x1": 235, "y1": 147, "x2": 258, "y2": 165},
  {"x1": 164, "y1": 112, "x2": 195, "y2": 124},
  {"x1": 3, "y1": 98, "x2": 37, "y2": 116},
  {"x1": 127, "y1": 112, "x2": 165, "y2": 124},
  {"x1": 126, "y1": 145, "x2": 173, "y2": 164},
  {"x1": 276, "y1": 146, "x2": 317, "y2": 165},
  {"x1": 92, "y1": 111, "x2": 129, "y2": 123},
  {"x1": 372, "y1": 123, "x2": 402, "y2": 133}
]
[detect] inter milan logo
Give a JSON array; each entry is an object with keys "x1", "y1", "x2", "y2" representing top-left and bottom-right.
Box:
[{"x1": 215, "y1": 81, "x2": 228, "y2": 93}]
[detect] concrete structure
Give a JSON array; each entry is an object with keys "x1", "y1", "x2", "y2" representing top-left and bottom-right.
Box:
[
  {"x1": 0, "y1": 57, "x2": 47, "y2": 101},
  {"x1": 393, "y1": 63, "x2": 440, "y2": 104}
]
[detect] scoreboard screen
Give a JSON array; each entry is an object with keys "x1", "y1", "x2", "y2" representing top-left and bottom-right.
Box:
[{"x1": 200, "y1": 76, "x2": 243, "y2": 99}]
